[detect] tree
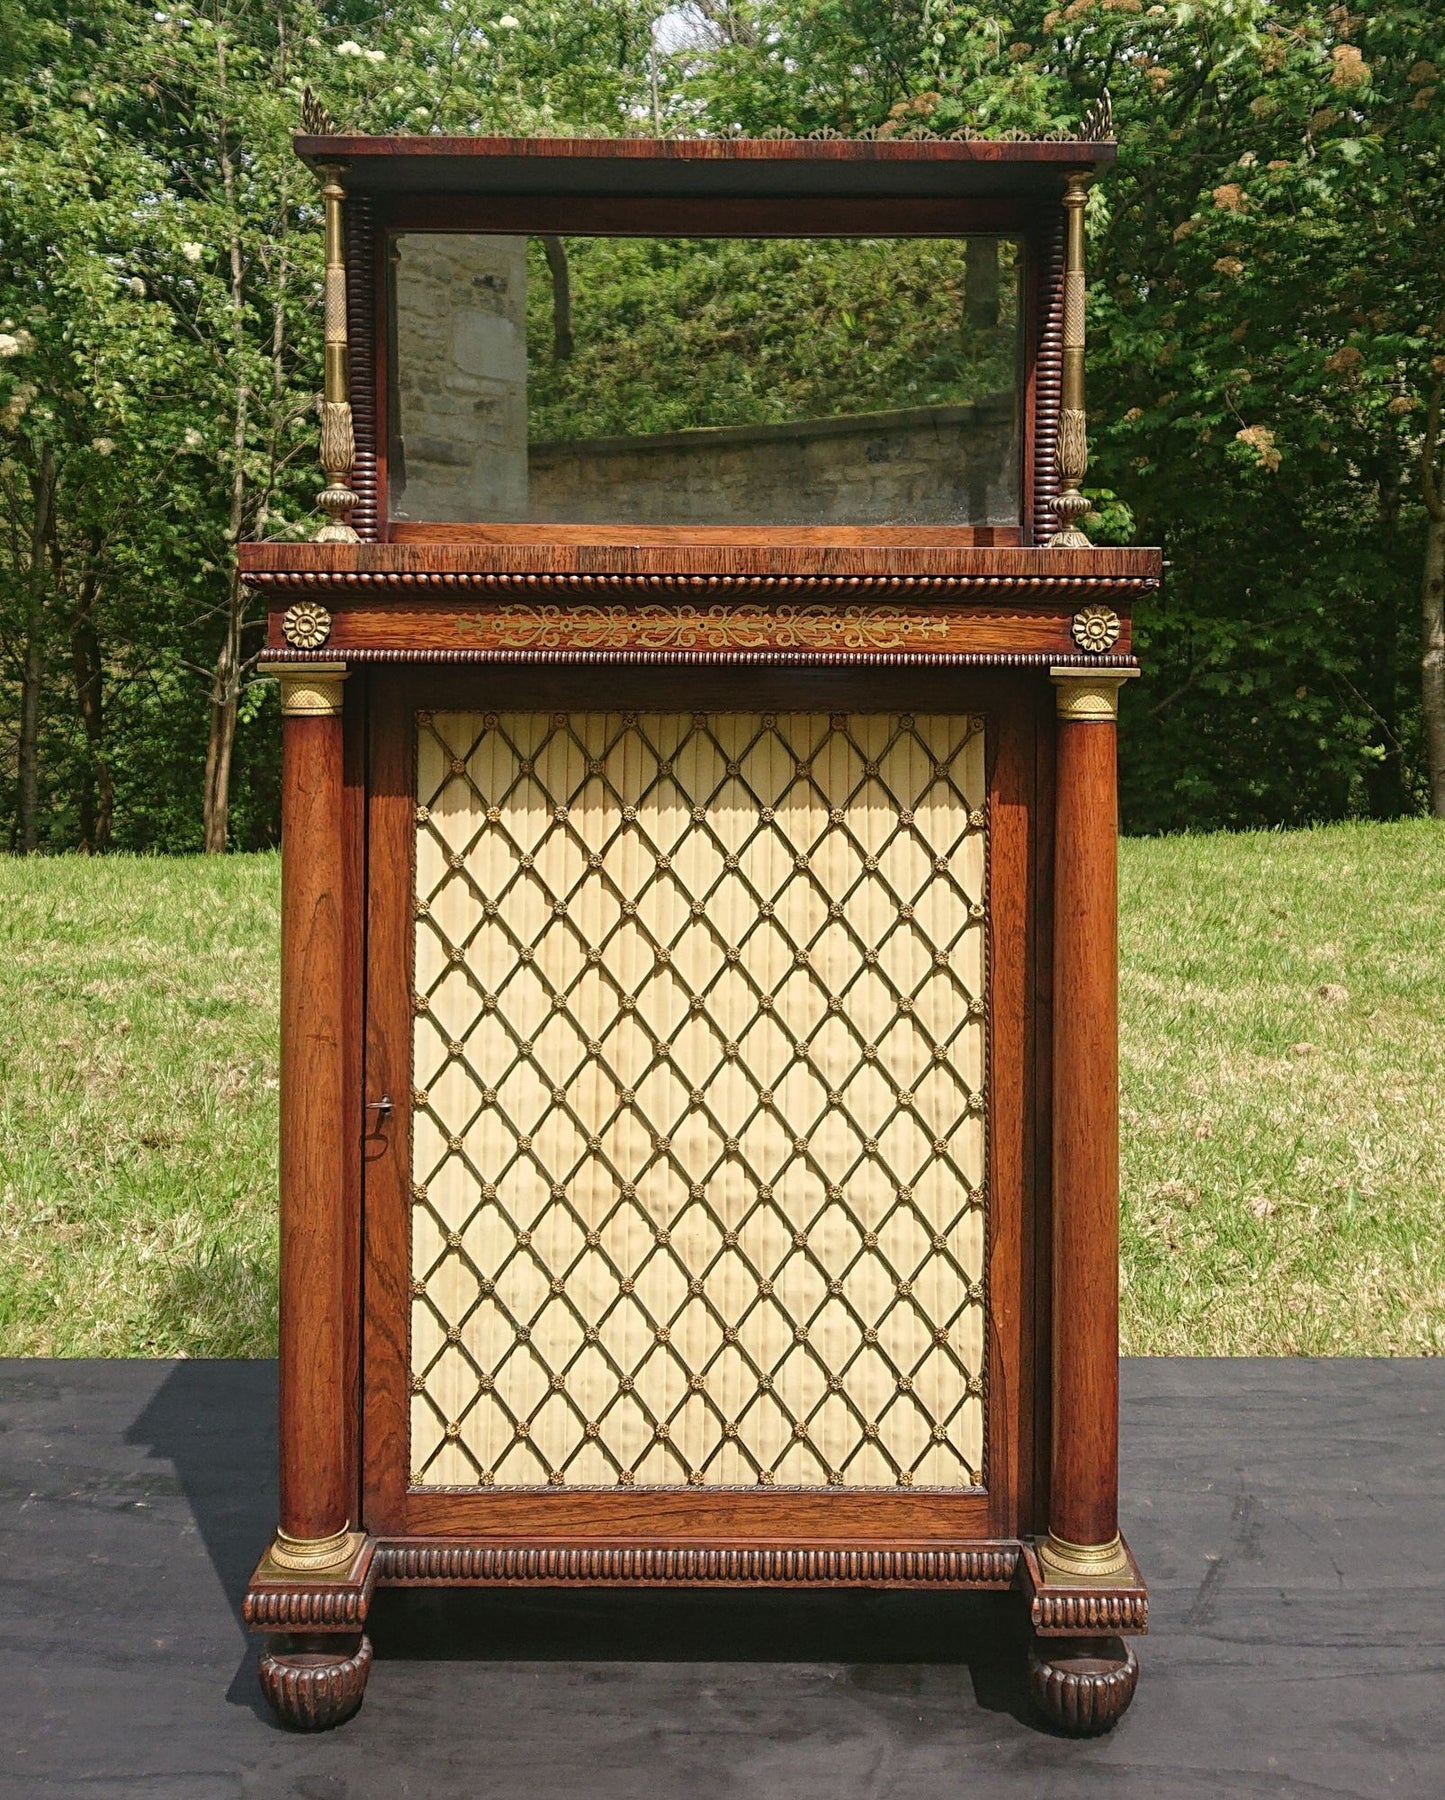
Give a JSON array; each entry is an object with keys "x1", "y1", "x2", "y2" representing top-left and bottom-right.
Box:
[
  {"x1": 0, "y1": 89, "x2": 202, "y2": 850},
  {"x1": 683, "y1": 0, "x2": 1444, "y2": 825},
  {"x1": 1, "y1": 1, "x2": 1441, "y2": 846}
]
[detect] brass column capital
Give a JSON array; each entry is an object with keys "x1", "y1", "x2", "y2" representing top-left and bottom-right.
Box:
[
  {"x1": 273, "y1": 662, "x2": 348, "y2": 718},
  {"x1": 1050, "y1": 667, "x2": 1139, "y2": 722}
]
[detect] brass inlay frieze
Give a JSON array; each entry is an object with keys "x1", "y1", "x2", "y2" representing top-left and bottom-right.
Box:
[{"x1": 455, "y1": 604, "x2": 954, "y2": 652}]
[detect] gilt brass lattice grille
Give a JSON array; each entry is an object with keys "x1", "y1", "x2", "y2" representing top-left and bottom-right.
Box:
[{"x1": 409, "y1": 710, "x2": 988, "y2": 1490}]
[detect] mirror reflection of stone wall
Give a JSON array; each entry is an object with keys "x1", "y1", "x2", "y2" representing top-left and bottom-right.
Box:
[
  {"x1": 526, "y1": 398, "x2": 1015, "y2": 527},
  {"x1": 389, "y1": 234, "x2": 1020, "y2": 527},
  {"x1": 390, "y1": 234, "x2": 529, "y2": 521}
]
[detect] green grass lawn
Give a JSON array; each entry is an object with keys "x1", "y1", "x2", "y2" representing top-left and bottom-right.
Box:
[{"x1": 1, "y1": 820, "x2": 1441, "y2": 1358}]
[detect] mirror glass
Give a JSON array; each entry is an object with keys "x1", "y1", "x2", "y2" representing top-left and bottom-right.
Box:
[{"x1": 388, "y1": 234, "x2": 1021, "y2": 528}]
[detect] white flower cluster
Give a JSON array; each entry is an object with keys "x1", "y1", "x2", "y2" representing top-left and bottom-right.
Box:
[
  {"x1": 337, "y1": 40, "x2": 387, "y2": 62},
  {"x1": 1, "y1": 382, "x2": 37, "y2": 430}
]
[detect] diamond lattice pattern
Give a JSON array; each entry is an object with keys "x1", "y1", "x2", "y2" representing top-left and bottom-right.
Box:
[{"x1": 410, "y1": 710, "x2": 987, "y2": 1490}]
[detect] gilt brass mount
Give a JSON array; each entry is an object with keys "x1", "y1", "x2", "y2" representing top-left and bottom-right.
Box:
[
  {"x1": 267, "y1": 1524, "x2": 364, "y2": 1574},
  {"x1": 315, "y1": 165, "x2": 358, "y2": 543},
  {"x1": 1070, "y1": 605, "x2": 1120, "y2": 655},
  {"x1": 1038, "y1": 1531, "x2": 1131, "y2": 1581},
  {"x1": 274, "y1": 661, "x2": 348, "y2": 718},
  {"x1": 1050, "y1": 667, "x2": 1139, "y2": 722},
  {"x1": 1048, "y1": 171, "x2": 1094, "y2": 549},
  {"x1": 282, "y1": 600, "x2": 333, "y2": 649}
]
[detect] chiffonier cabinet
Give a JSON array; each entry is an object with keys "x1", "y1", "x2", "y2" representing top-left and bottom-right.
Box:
[{"x1": 238, "y1": 104, "x2": 1156, "y2": 1736}]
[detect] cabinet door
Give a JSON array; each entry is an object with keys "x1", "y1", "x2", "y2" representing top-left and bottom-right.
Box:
[{"x1": 362, "y1": 669, "x2": 1043, "y2": 1551}]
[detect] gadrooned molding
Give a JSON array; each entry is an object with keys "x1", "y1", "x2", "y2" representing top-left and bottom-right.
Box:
[
  {"x1": 243, "y1": 569, "x2": 1159, "y2": 597},
  {"x1": 257, "y1": 647, "x2": 1140, "y2": 671},
  {"x1": 373, "y1": 1542, "x2": 1021, "y2": 1586},
  {"x1": 1029, "y1": 1589, "x2": 1148, "y2": 1634},
  {"x1": 244, "y1": 1586, "x2": 371, "y2": 1630}
]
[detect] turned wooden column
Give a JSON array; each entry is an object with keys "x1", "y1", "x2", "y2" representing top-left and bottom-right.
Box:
[
  {"x1": 1042, "y1": 668, "x2": 1136, "y2": 1580},
  {"x1": 270, "y1": 661, "x2": 358, "y2": 1573}
]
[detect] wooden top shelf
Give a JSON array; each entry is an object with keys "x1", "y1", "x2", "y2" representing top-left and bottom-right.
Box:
[
  {"x1": 294, "y1": 134, "x2": 1115, "y2": 200},
  {"x1": 240, "y1": 538, "x2": 1160, "y2": 589}
]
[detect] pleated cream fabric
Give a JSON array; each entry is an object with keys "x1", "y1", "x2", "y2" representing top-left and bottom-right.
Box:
[{"x1": 409, "y1": 710, "x2": 987, "y2": 1489}]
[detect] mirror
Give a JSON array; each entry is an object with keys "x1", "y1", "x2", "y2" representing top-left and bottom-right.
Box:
[{"x1": 388, "y1": 234, "x2": 1022, "y2": 528}]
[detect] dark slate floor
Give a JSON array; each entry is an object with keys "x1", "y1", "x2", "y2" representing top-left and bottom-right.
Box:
[{"x1": 1, "y1": 1359, "x2": 1441, "y2": 1798}]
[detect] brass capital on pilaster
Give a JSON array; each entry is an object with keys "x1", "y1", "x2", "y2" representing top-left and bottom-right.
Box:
[
  {"x1": 273, "y1": 661, "x2": 347, "y2": 718},
  {"x1": 1051, "y1": 667, "x2": 1139, "y2": 722}
]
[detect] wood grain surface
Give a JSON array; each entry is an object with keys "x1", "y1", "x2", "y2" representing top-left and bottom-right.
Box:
[
  {"x1": 293, "y1": 136, "x2": 1116, "y2": 209},
  {"x1": 278, "y1": 709, "x2": 352, "y2": 1541},
  {"x1": 241, "y1": 541, "x2": 1160, "y2": 581},
  {"x1": 1048, "y1": 713, "x2": 1120, "y2": 1550},
  {"x1": 387, "y1": 524, "x2": 1024, "y2": 548},
  {"x1": 360, "y1": 666, "x2": 1044, "y2": 1548},
  {"x1": 264, "y1": 600, "x2": 1132, "y2": 662}
]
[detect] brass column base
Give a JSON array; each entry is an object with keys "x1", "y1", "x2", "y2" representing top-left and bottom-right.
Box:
[
  {"x1": 1037, "y1": 1531, "x2": 1131, "y2": 1582},
  {"x1": 266, "y1": 1526, "x2": 366, "y2": 1575}
]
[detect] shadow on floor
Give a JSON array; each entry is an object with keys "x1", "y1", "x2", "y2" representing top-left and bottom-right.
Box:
[
  {"x1": 369, "y1": 1584, "x2": 1034, "y2": 1722},
  {"x1": 123, "y1": 1359, "x2": 1034, "y2": 1729},
  {"x1": 125, "y1": 1358, "x2": 278, "y2": 1622}
]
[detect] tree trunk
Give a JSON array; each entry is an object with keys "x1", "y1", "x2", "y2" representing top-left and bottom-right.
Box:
[
  {"x1": 1420, "y1": 379, "x2": 1445, "y2": 819},
  {"x1": 541, "y1": 235, "x2": 573, "y2": 361},
  {"x1": 203, "y1": 568, "x2": 243, "y2": 854},
  {"x1": 965, "y1": 236, "x2": 1001, "y2": 332},
  {"x1": 202, "y1": 35, "x2": 250, "y2": 855},
  {"x1": 1422, "y1": 509, "x2": 1445, "y2": 818},
  {"x1": 1362, "y1": 441, "x2": 1406, "y2": 819},
  {"x1": 69, "y1": 530, "x2": 112, "y2": 852},
  {"x1": 17, "y1": 444, "x2": 56, "y2": 854}
]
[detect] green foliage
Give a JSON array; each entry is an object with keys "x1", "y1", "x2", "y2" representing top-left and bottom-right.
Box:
[
  {"x1": 1, "y1": 2, "x2": 1441, "y2": 844},
  {"x1": 678, "y1": 1, "x2": 1445, "y2": 827}
]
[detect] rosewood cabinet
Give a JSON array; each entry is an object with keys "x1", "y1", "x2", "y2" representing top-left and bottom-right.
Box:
[{"x1": 240, "y1": 114, "x2": 1156, "y2": 1737}]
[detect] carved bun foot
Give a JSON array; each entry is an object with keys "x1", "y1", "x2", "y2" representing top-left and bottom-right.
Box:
[
  {"x1": 258, "y1": 1633, "x2": 372, "y2": 1730},
  {"x1": 1027, "y1": 1634, "x2": 1138, "y2": 1736}
]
